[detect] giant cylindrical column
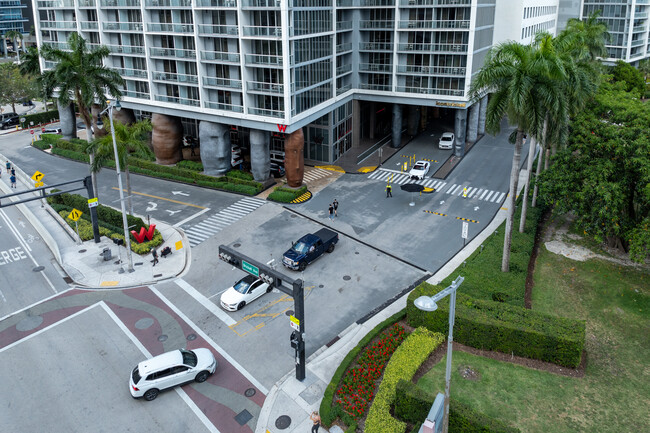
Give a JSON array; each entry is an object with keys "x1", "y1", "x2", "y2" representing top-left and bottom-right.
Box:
[
  {"x1": 478, "y1": 95, "x2": 488, "y2": 136},
  {"x1": 200, "y1": 121, "x2": 231, "y2": 176},
  {"x1": 467, "y1": 102, "x2": 479, "y2": 144},
  {"x1": 391, "y1": 104, "x2": 403, "y2": 148},
  {"x1": 285, "y1": 128, "x2": 304, "y2": 187},
  {"x1": 249, "y1": 129, "x2": 270, "y2": 181},
  {"x1": 454, "y1": 109, "x2": 467, "y2": 157}
]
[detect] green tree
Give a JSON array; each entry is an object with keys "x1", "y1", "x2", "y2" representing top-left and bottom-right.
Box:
[
  {"x1": 0, "y1": 63, "x2": 37, "y2": 113},
  {"x1": 86, "y1": 119, "x2": 153, "y2": 215},
  {"x1": 4, "y1": 30, "x2": 23, "y2": 62},
  {"x1": 562, "y1": 10, "x2": 609, "y2": 62},
  {"x1": 41, "y1": 33, "x2": 123, "y2": 198},
  {"x1": 638, "y1": 59, "x2": 650, "y2": 85},
  {"x1": 470, "y1": 40, "x2": 566, "y2": 271},
  {"x1": 538, "y1": 79, "x2": 650, "y2": 261},
  {"x1": 611, "y1": 60, "x2": 646, "y2": 95}
]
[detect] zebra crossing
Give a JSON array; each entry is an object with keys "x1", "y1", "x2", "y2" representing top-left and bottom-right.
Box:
[
  {"x1": 367, "y1": 169, "x2": 507, "y2": 203},
  {"x1": 183, "y1": 197, "x2": 266, "y2": 247},
  {"x1": 303, "y1": 167, "x2": 335, "y2": 183}
]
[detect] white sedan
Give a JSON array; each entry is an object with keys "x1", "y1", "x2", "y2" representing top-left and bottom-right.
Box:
[
  {"x1": 409, "y1": 160, "x2": 431, "y2": 180},
  {"x1": 220, "y1": 275, "x2": 271, "y2": 311},
  {"x1": 439, "y1": 132, "x2": 455, "y2": 150}
]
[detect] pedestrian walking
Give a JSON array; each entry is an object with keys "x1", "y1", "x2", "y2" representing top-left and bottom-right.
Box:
[
  {"x1": 10, "y1": 174, "x2": 17, "y2": 188},
  {"x1": 328, "y1": 204, "x2": 334, "y2": 220},
  {"x1": 11, "y1": 167, "x2": 15, "y2": 177},
  {"x1": 310, "y1": 411, "x2": 321, "y2": 433},
  {"x1": 0, "y1": 166, "x2": 2, "y2": 178},
  {"x1": 333, "y1": 199, "x2": 338, "y2": 217},
  {"x1": 462, "y1": 187, "x2": 468, "y2": 199},
  {"x1": 151, "y1": 248, "x2": 159, "y2": 266},
  {"x1": 386, "y1": 184, "x2": 392, "y2": 198},
  {"x1": 5, "y1": 161, "x2": 10, "y2": 171}
]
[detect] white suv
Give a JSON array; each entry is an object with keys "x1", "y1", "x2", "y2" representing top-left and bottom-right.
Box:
[
  {"x1": 439, "y1": 132, "x2": 455, "y2": 150},
  {"x1": 129, "y1": 348, "x2": 217, "y2": 401}
]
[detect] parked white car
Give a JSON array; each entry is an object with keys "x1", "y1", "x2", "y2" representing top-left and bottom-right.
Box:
[
  {"x1": 409, "y1": 160, "x2": 431, "y2": 180},
  {"x1": 439, "y1": 132, "x2": 455, "y2": 150},
  {"x1": 129, "y1": 348, "x2": 217, "y2": 401},
  {"x1": 220, "y1": 274, "x2": 272, "y2": 311}
]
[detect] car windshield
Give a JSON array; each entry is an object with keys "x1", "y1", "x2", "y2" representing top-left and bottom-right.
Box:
[
  {"x1": 414, "y1": 163, "x2": 425, "y2": 169},
  {"x1": 442, "y1": 136, "x2": 453, "y2": 141},
  {"x1": 233, "y1": 279, "x2": 252, "y2": 294},
  {"x1": 292, "y1": 242, "x2": 309, "y2": 254},
  {"x1": 180, "y1": 349, "x2": 198, "y2": 367},
  {"x1": 132, "y1": 366, "x2": 141, "y2": 384}
]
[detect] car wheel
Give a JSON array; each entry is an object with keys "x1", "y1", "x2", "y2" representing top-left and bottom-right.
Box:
[
  {"x1": 144, "y1": 388, "x2": 159, "y2": 401},
  {"x1": 298, "y1": 262, "x2": 306, "y2": 272},
  {"x1": 327, "y1": 244, "x2": 335, "y2": 253},
  {"x1": 237, "y1": 301, "x2": 246, "y2": 310},
  {"x1": 195, "y1": 371, "x2": 210, "y2": 383},
  {"x1": 266, "y1": 285, "x2": 273, "y2": 293}
]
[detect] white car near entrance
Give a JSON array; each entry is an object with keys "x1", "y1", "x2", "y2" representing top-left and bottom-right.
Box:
[
  {"x1": 220, "y1": 274, "x2": 272, "y2": 311},
  {"x1": 409, "y1": 160, "x2": 431, "y2": 180},
  {"x1": 439, "y1": 132, "x2": 455, "y2": 150}
]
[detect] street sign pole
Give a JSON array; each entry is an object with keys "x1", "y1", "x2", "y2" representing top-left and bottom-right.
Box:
[
  {"x1": 74, "y1": 220, "x2": 81, "y2": 245},
  {"x1": 461, "y1": 221, "x2": 468, "y2": 247},
  {"x1": 293, "y1": 279, "x2": 305, "y2": 381},
  {"x1": 84, "y1": 176, "x2": 101, "y2": 243}
]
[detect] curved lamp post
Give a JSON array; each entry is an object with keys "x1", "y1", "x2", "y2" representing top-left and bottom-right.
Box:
[
  {"x1": 414, "y1": 275, "x2": 464, "y2": 433},
  {"x1": 98, "y1": 100, "x2": 134, "y2": 273}
]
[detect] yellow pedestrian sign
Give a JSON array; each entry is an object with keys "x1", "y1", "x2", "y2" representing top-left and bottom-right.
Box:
[
  {"x1": 34, "y1": 181, "x2": 44, "y2": 188},
  {"x1": 68, "y1": 208, "x2": 82, "y2": 221},
  {"x1": 31, "y1": 171, "x2": 44, "y2": 182},
  {"x1": 289, "y1": 315, "x2": 300, "y2": 331},
  {"x1": 87, "y1": 197, "x2": 98, "y2": 208}
]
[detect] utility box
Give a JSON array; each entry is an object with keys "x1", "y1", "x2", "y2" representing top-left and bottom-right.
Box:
[
  {"x1": 419, "y1": 393, "x2": 444, "y2": 433},
  {"x1": 101, "y1": 247, "x2": 112, "y2": 261}
]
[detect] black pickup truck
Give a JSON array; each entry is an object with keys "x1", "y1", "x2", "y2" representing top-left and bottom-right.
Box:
[{"x1": 282, "y1": 228, "x2": 339, "y2": 271}]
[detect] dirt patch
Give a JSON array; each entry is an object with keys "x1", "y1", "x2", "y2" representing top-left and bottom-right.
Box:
[{"x1": 458, "y1": 364, "x2": 481, "y2": 381}]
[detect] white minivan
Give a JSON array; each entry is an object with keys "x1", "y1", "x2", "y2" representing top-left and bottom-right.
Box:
[{"x1": 129, "y1": 348, "x2": 217, "y2": 401}]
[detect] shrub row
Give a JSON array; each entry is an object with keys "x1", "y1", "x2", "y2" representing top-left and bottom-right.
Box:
[
  {"x1": 320, "y1": 309, "x2": 406, "y2": 430},
  {"x1": 394, "y1": 380, "x2": 521, "y2": 433},
  {"x1": 268, "y1": 185, "x2": 308, "y2": 203},
  {"x1": 22, "y1": 109, "x2": 60, "y2": 126},
  {"x1": 364, "y1": 327, "x2": 444, "y2": 433},
  {"x1": 407, "y1": 282, "x2": 586, "y2": 368},
  {"x1": 51, "y1": 147, "x2": 89, "y2": 163}
]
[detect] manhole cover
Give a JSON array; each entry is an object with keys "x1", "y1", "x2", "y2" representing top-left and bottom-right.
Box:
[
  {"x1": 290, "y1": 214, "x2": 297, "y2": 218},
  {"x1": 319, "y1": 284, "x2": 324, "y2": 288},
  {"x1": 355, "y1": 251, "x2": 360, "y2": 255},
  {"x1": 16, "y1": 315, "x2": 43, "y2": 332},
  {"x1": 32, "y1": 266, "x2": 45, "y2": 272},
  {"x1": 285, "y1": 310, "x2": 294, "y2": 316},
  {"x1": 78, "y1": 249, "x2": 87, "y2": 253},
  {"x1": 244, "y1": 388, "x2": 256, "y2": 397},
  {"x1": 233, "y1": 243, "x2": 241, "y2": 248},
  {"x1": 235, "y1": 409, "x2": 253, "y2": 426},
  {"x1": 134, "y1": 262, "x2": 144, "y2": 266},
  {"x1": 275, "y1": 415, "x2": 291, "y2": 429},
  {"x1": 135, "y1": 318, "x2": 154, "y2": 330},
  {"x1": 186, "y1": 333, "x2": 197, "y2": 341},
  {"x1": 157, "y1": 334, "x2": 168, "y2": 342},
  {"x1": 343, "y1": 275, "x2": 351, "y2": 281}
]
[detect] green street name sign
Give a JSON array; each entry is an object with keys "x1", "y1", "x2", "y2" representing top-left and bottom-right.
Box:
[{"x1": 242, "y1": 260, "x2": 259, "y2": 277}]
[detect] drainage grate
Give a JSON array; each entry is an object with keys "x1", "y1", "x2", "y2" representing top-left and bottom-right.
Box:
[
  {"x1": 157, "y1": 335, "x2": 168, "y2": 342},
  {"x1": 285, "y1": 310, "x2": 294, "y2": 316},
  {"x1": 343, "y1": 275, "x2": 351, "y2": 281},
  {"x1": 234, "y1": 409, "x2": 253, "y2": 426},
  {"x1": 32, "y1": 266, "x2": 45, "y2": 272},
  {"x1": 233, "y1": 243, "x2": 241, "y2": 248},
  {"x1": 275, "y1": 415, "x2": 291, "y2": 430},
  {"x1": 78, "y1": 249, "x2": 87, "y2": 253},
  {"x1": 186, "y1": 333, "x2": 197, "y2": 341},
  {"x1": 244, "y1": 388, "x2": 256, "y2": 397}
]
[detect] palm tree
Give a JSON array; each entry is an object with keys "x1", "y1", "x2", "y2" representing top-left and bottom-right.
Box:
[
  {"x1": 638, "y1": 59, "x2": 650, "y2": 86},
  {"x1": 562, "y1": 10, "x2": 610, "y2": 62},
  {"x1": 41, "y1": 33, "x2": 123, "y2": 198},
  {"x1": 86, "y1": 119, "x2": 153, "y2": 215},
  {"x1": 4, "y1": 30, "x2": 23, "y2": 62},
  {"x1": 470, "y1": 41, "x2": 566, "y2": 271}
]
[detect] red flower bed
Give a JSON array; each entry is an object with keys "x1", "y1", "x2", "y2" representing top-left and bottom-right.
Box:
[{"x1": 335, "y1": 323, "x2": 407, "y2": 419}]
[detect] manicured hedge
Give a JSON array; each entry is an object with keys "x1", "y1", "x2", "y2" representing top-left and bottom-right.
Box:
[
  {"x1": 22, "y1": 109, "x2": 59, "y2": 126},
  {"x1": 364, "y1": 327, "x2": 445, "y2": 433},
  {"x1": 51, "y1": 147, "x2": 89, "y2": 162},
  {"x1": 394, "y1": 380, "x2": 521, "y2": 433},
  {"x1": 268, "y1": 185, "x2": 308, "y2": 203},
  {"x1": 407, "y1": 283, "x2": 586, "y2": 368}
]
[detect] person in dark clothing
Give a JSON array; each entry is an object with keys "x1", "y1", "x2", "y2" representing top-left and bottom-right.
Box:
[
  {"x1": 10, "y1": 174, "x2": 17, "y2": 188},
  {"x1": 386, "y1": 184, "x2": 392, "y2": 198},
  {"x1": 328, "y1": 204, "x2": 334, "y2": 220},
  {"x1": 310, "y1": 411, "x2": 321, "y2": 433},
  {"x1": 333, "y1": 199, "x2": 338, "y2": 217},
  {"x1": 151, "y1": 248, "x2": 159, "y2": 266},
  {"x1": 11, "y1": 167, "x2": 15, "y2": 176}
]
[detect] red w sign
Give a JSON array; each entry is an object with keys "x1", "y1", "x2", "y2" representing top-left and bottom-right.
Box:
[
  {"x1": 131, "y1": 224, "x2": 156, "y2": 243},
  {"x1": 277, "y1": 124, "x2": 287, "y2": 133}
]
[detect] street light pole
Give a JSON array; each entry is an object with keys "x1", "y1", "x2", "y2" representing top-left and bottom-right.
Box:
[
  {"x1": 100, "y1": 100, "x2": 133, "y2": 273},
  {"x1": 414, "y1": 275, "x2": 464, "y2": 433}
]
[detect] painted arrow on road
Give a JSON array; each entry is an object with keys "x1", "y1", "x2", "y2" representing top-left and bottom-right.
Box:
[
  {"x1": 474, "y1": 206, "x2": 480, "y2": 211},
  {"x1": 166, "y1": 210, "x2": 181, "y2": 216},
  {"x1": 146, "y1": 202, "x2": 157, "y2": 212},
  {"x1": 172, "y1": 191, "x2": 189, "y2": 196}
]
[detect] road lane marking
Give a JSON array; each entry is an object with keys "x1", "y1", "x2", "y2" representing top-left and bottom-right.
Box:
[
  {"x1": 174, "y1": 278, "x2": 237, "y2": 327},
  {"x1": 112, "y1": 188, "x2": 206, "y2": 209},
  {"x1": 174, "y1": 207, "x2": 211, "y2": 227}
]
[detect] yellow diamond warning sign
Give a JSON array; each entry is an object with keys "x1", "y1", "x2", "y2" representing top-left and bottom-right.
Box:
[
  {"x1": 68, "y1": 208, "x2": 82, "y2": 221},
  {"x1": 31, "y1": 171, "x2": 44, "y2": 182}
]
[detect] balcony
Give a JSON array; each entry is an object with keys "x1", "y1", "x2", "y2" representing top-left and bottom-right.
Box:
[
  {"x1": 145, "y1": 0, "x2": 192, "y2": 6},
  {"x1": 107, "y1": 44, "x2": 146, "y2": 55},
  {"x1": 37, "y1": 0, "x2": 75, "y2": 7},
  {"x1": 243, "y1": 26, "x2": 282, "y2": 37},
  {"x1": 247, "y1": 107, "x2": 284, "y2": 118},
  {"x1": 155, "y1": 95, "x2": 200, "y2": 106},
  {"x1": 200, "y1": 51, "x2": 240, "y2": 62},
  {"x1": 397, "y1": 65, "x2": 466, "y2": 76},
  {"x1": 204, "y1": 101, "x2": 244, "y2": 112},
  {"x1": 359, "y1": 42, "x2": 392, "y2": 51},
  {"x1": 115, "y1": 67, "x2": 149, "y2": 78},
  {"x1": 195, "y1": 0, "x2": 236, "y2": 6},
  {"x1": 359, "y1": 63, "x2": 392, "y2": 72},
  {"x1": 360, "y1": 20, "x2": 393, "y2": 29},
  {"x1": 103, "y1": 22, "x2": 144, "y2": 31},
  {"x1": 41, "y1": 21, "x2": 77, "y2": 30},
  {"x1": 100, "y1": 0, "x2": 141, "y2": 6},
  {"x1": 399, "y1": 20, "x2": 470, "y2": 30},
  {"x1": 336, "y1": 0, "x2": 395, "y2": 5},
  {"x1": 395, "y1": 85, "x2": 464, "y2": 96},
  {"x1": 336, "y1": 63, "x2": 352, "y2": 75},
  {"x1": 150, "y1": 47, "x2": 196, "y2": 58},
  {"x1": 242, "y1": 0, "x2": 281, "y2": 7},
  {"x1": 398, "y1": 42, "x2": 468, "y2": 53},
  {"x1": 41, "y1": 41, "x2": 70, "y2": 50},
  {"x1": 80, "y1": 21, "x2": 99, "y2": 30},
  {"x1": 336, "y1": 21, "x2": 352, "y2": 31},
  {"x1": 247, "y1": 81, "x2": 284, "y2": 93},
  {"x1": 635, "y1": 12, "x2": 648, "y2": 19},
  {"x1": 78, "y1": 0, "x2": 96, "y2": 6},
  {"x1": 203, "y1": 77, "x2": 243, "y2": 89},
  {"x1": 631, "y1": 38, "x2": 646, "y2": 47},
  {"x1": 359, "y1": 83, "x2": 391, "y2": 91},
  {"x1": 152, "y1": 71, "x2": 199, "y2": 84},
  {"x1": 245, "y1": 53, "x2": 283, "y2": 66},
  {"x1": 336, "y1": 83, "x2": 352, "y2": 95},
  {"x1": 147, "y1": 23, "x2": 195, "y2": 33},
  {"x1": 336, "y1": 42, "x2": 352, "y2": 52},
  {"x1": 198, "y1": 24, "x2": 239, "y2": 36},
  {"x1": 122, "y1": 90, "x2": 150, "y2": 99},
  {"x1": 399, "y1": 0, "x2": 470, "y2": 5}
]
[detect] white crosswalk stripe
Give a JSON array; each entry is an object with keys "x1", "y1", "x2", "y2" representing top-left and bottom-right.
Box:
[
  {"x1": 303, "y1": 168, "x2": 334, "y2": 182},
  {"x1": 184, "y1": 197, "x2": 266, "y2": 247}
]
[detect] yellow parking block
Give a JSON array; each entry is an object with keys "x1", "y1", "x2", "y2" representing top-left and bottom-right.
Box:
[
  {"x1": 315, "y1": 165, "x2": 345, "y2": 173},
  {"x1": 357, "y1": 166, "x2": 377, "y2": 173},
  {"x1": 100, "y1": 281, "x2": 119, "y2": 287}
]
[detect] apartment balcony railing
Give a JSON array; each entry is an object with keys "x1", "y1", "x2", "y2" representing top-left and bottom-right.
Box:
[
  {"x1": 397, "y1": 64, "x2": 466, "y2": 75},
  {"x1": 633, "y1": 25, "x2": 647, "y2": 33},
  {"x1": 200, "y1": 50, "x2": 240, "y2": 62},
  {"x1": 122, "y1": 90, "x2": 150, "y2": 99},
  {"x1": 41, "y1": 41, "x2": 70, "y2": 50},
  {"x1": 248, "y1": 107, "x2": 284, "y2": 118},
  {"x1": 145, "y1": 0, "x2": 192, "y2": 6},
  {"x1": 155, "y1": 95, "x2": 200, "y2": 106},
  {"x1": 336, "y1": 21, "x2": 353, "y2": 31},
  {"x1": 103, "y1": 21, "x2": 144, "y2": 31},
  {"x1": 635, "y1": 12, "x2": 648, "y2": 19},
  {"x1": 359, "y1": 42, "x2": 393, "y2": 51},
  {"x1": 195, "y1": 0, "x2": 236, "y2": 6},
  {"x1": 395, "y1": 85, "x2": 464, "y2": 96},
  {"x1": 198, "y1": 24, "x2": 239, "y2": 35},
  {"x1": 242, "y1": 0, "x2": 281, "y2": 7},
  {"x1": 37, "y1": 0, "x2": 75, "y2": 7},
  {"x1": 399, "y1": 20, "x2": 470, "y2": 29},
  {"x1": 204, "y1": 101, "x2": 244, "y2": 112},
  {"x1": 100, "y1": 0, "x2": 141, "y2": 6},
  {"x1": 399, "y1": 0, "x2": 470, "y2": 5},
  {"x1": 636, "y1": 0, "x2": 649, "y2": 4},
  {"x1": 243, "y1": 26, "x2": 282, "y2": 37},
  {"x1": 115, "y1": 67, "x2": 149, "y2": 78},
  {"x1": 107, "y1": 44, "x2": 146, "y2": 55},
  {"x1": 147, "y1": 23, "x2": 195, "y2": 33},
  {"x1": 359, "y1": 63, "x2": 392, "y2": 72},
  {"x1": 41, "y1": 21, "x2": 77, "y2": 30},
  {"x1": 152, "y1": 71, "x2": 199, "y2": 84},
  {"x1": 150, "y1": 47, "x2": 196, "y2": 58},
  {"x1": 245, "y1": 53, "x2": 283, "y2": 66},
  {"x1": 336, "y1": 63, "x2": 352, "y2": 75},
  {"x1": 247, "y1": 81, "x2": 284, "y2": 93},
  {"x1": 631, "y1": 38, "x2": 646, "y2": 47},
  {"x1": 203, "y1": 77, "x2": 243, "y2": 89},
  {"x1": 360, "y1": 20, "x2": 394, "y2": 29},
  {"x1": 78, "y1": 0, "x2": 96, "y2": 6},
  {"x1": 398, "y1": 42, "x2": 467, "y2": 53},
  {"x1": 335, "y1": 0, "x2": 394, "y2": 5},
  {"x1": 359, "y1": 83, "x2": 391, "y2": 91},
  {"x1": 80, "y1": 21, "x2": 99, "y2": 30},
  {"x1": 336, "y1": 83, "x2": 352, "y2": 95},
  {"x1": 336, "y1": 42, "x2": 353, "y2": 52}
]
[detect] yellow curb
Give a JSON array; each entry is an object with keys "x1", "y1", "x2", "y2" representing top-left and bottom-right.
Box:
[
  {"x1": 422, "y1": 187, "x2": 435, "y2": 193},
  {"x1": 290, "y1": 191, "x2": 312, "y2": 204},
  {"x1": 315, "y1": 165, "x2": 345, "y2": 173},
  {"x1": 357, "y1": 166, "x2": 377, "y2": 173},
  {"x1": 100, "y1": 281, "x2": 119, "y2": 287}
]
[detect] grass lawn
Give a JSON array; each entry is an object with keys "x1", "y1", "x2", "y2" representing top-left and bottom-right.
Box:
[{"x1": 417, "y1": 246, "x2": 649, "y2": 433}]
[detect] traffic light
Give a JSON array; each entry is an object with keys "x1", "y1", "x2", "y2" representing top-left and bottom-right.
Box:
[
  {"x1": 259, "y1": 271, "x2": 280, "y2": 287},
  {"x1": 218, "y1": 251, "x2": 239, "y2": 267}
]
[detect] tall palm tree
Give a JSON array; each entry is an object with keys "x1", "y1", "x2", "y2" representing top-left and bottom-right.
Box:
[
  {"x1": 41, "y1": 33, "x2": 123, "y2": 198},
  {"x1": 563, "y1": 10, "x2": 610, "y2": 62},
  {"x1": 86, "y1": 119, "x2": 153, "y2": 216},
  {"x1": 470, "y1": 41, "x2": 566, "y2": 271},
  {"x1": 4, "y1": 30, "x2": 23, "y2": 62}
]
